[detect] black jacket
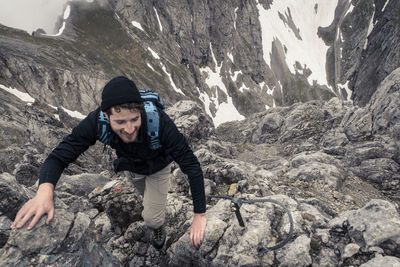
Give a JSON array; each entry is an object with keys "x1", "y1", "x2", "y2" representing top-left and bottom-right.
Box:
[{"x1": 39, "y1": 107, "x2": 206, "y2": 213}]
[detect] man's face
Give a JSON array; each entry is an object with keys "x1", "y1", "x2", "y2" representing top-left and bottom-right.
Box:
[{"x1": 105, "y1": 108, "x2": 141, "y2": 143}]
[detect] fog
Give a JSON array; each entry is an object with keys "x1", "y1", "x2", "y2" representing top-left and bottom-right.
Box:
[{"x1": 0, "y1": 0, "x2": 69, "y2": 34}]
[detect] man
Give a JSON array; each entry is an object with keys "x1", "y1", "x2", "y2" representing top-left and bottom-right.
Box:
[{"x1": 11, "y1": 76, "x2": 207, "y2": 249}]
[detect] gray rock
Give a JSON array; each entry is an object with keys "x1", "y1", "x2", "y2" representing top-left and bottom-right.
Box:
[
  {"x1": 329, "y1": 199, "x2": 400, "y2": 249},
  {"x1": 57, "y1": 173, "x2": 111, "y2": 197},
  {"x1": 3, "y1": 208, "x2": 74, "y2": 256},
  {"x1": 286, "y1": 161, "x2": 343, "y2": 190},
  {"x1": 341, "y1": 107, "x2": 373, "y2": 141},
  {"x1": 166, "y1": 100, "x2": 214, "y2": 144},
  {"x1": 276, "y1": 235, "x2": 312, "y2": 267},
  {"x1": 0, "y1": 216, "x2": 12, "y2": 248},
  {"x1": 94, "y1": 212, "x2": 112, "y2": 236},
  {"x1": 360, "y1": 255, "x2": 400, "y2": 267},
  {"x1": 89, "y1": 178, "x2": 143, "y2": 230},
  {"x1": 343, "y1": 243, "x2": 360, "y2": 259},
  {"x1": 0, "y1": 173, "x2": 32, "y2": 220},
  {"x1": 368, "y1": 67, "x2": 400, "y2": 142},
  {"x1": 349, "y1": 0, "x2": 400, "y2": 107}
]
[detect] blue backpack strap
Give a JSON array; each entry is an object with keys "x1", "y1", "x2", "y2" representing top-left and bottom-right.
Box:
[
  {"x1": 139, "y1": 90, "x2": 164, "y2": 150},
  {"x1": 97, "y1": 110, "x2": 111, "y2": 145},
  {"x1": 139, "y1": 90, "x2": 165, "y2": 111}
]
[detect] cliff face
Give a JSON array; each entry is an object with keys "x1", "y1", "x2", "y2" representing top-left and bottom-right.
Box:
[
  {"x1": 319, "y1": 0, "x2": 400, "y2": 105},
  {"x1": 350, "y1": 0, "x2": 400, "y2": 106}
]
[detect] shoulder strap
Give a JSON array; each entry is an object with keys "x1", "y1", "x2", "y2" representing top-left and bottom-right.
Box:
[
  {"x1": 140, "y1": 90, "x2": 163, "y2": 150},
  {"x1": 97, "y1": 110, "x2": 111, "y2": 145},
  {"x1": 139, "y1": 90, "x2": 165, "y2": 111}
]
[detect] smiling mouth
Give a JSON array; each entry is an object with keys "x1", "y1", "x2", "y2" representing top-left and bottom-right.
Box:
[{"x1": 121, "y1": 130, "x2": 136, "y2": 138}]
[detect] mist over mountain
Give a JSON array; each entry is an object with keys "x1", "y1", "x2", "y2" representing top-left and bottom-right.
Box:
[{"x1": 0, "y1": 0, "x2": 399, "y2": 266}]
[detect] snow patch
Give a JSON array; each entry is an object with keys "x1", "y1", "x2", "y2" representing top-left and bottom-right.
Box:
[
  {"x1": 234, "y1": 7, "x2": 238, "y2": 30},
  {"x1": 239, "y1": 83, "x2": 250, "y2": 92},
  {"x1": 227, "y1": 52, "x2": 234, "y2": 63},
  {"x1": 257, "y1": 0, "x2": 339, "y2": 86},
  {"x1": 160, "y1": 64, "x2": 185, "y2": 95},
  {"x1": 148, "y1": 47, "x2": 160, "y2": 59},
  {"x1": 154, "y1": 7, "x2": 163, "y2": 32},
  {"x1": 200, "y1": 43, "x2": 244, "y2": 127},
  {"x1": 42, "y1": 4, "x2": 70, "y2": 37},
  {"x1": 0, "y1": 84, "x2": 35, "y2": 104},
  {"x1": 53, "y1": 22, "x2": 66, "y2": 36},
  {"x1": 132, "y1": 21, "x2": 144, "y2": 31},
  {"x1": 61, "y1": 107, "x2": 86, "y2": 120},
  {"x1": 232, "y1": 70, "x2": 242, "y2": 81},
  {"x1": 196, "y1": 87, "x2": 214, "y2": 120},
  {"x1": 338, "y1": 80, "x2": 352, "y2": 100},
  {"x1": 147, "y1": 63, "x2": 155, "y2": 71},
  {"x1": 344, "y1": 2, "x2": 354, "y2": 18},
  {"x1": 382, "y1": 0, "x2": 390, "y2": 12},
  {"x1": 63, "y1": 5, "x2": 71, "y2": 20},
  {"x1": 364, "y1": 8, "x2": 375, "y2": 49}
]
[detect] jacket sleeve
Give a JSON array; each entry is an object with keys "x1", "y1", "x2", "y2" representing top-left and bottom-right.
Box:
[
  {"x1": 160, "y1": 111, "x2": 206, "y2": 214},
  {"x1": 39, "y1": 109, "x2": 99, "y2": 187}
]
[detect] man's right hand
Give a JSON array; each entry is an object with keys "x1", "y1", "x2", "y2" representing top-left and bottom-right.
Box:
[{"x1": 11, "y1": 183, "x2": 55, "y2": 230}]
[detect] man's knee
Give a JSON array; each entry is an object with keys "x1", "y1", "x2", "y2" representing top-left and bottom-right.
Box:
[{"x1": 142, "y1": 208, "x2": 165, "y2": 229}]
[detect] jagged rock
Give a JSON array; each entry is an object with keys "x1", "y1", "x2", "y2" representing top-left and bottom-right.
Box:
[
  {"x1": 94, "y1": 212, "x2": 112, "y2": 236},
  {"x1": 349, "y1": 1, "x2": 400, "y2": 106},
  {"x1": 341, "y1": 107, "x2": 373, "y2": 141},
  {"x1": 360, "y1": 255, "x2": 400, "y2": 267},
  {"x1": 0, "y1": 216, "x2": 12, "y2": 248},
  {"x1": 0, "y1": 208, "x2": 74, "y2": 262},
  {"x1": 170, "y1": 167, "x2": 190, "y2": 194},
  {"x1": 343, "y1": 243, "x2": 360, "y2": 259},
  {"x1": 368, "y1": 67, "x2": 400, "y2": 142},
  {"x1": 57, "y1": 173, "x2": 111, "y2": 197},
  {"x1": 89, "y1": 178, "x2": 143, "y2": 231},
  {"x1": 0, "y1": 173, "x2": 32, "y2": 220},
  {"x1": 286, "y1": 151, "x2": 345, "y2": 190},
  {"x1": 276, "y1": 235, "x2": 312, "y2": 267},
  {"x1": 328, "y1": 199, "x2": 400, "y2": 254},
  {"x1": 166, "y1": 100, "x2": 214, "y2": 144},
  {"x1": 168, "y1": 199, "x2": 232, "y2": 266}
]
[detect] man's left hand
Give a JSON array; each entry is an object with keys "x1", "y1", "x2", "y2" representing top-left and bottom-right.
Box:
[{"x1": 189, "y1": 213, "x2": 206, "y2": 249}]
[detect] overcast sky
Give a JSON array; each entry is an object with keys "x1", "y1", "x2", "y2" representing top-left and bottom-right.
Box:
[{"x1": 0, "y1": 0, "x2": 69, "y2": 34}]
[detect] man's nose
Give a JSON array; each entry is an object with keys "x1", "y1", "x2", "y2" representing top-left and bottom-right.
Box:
[{"x1": 125, "y1": 122, "x2": 135, "y2": 133}]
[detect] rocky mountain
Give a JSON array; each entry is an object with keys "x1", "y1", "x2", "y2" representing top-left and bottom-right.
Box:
[
  {"x1": 3, "y1": 0, "x2": 398, "y2": 125},
  {"x1": 0, "y1": 0, "x2": 399, "y2": 266}
]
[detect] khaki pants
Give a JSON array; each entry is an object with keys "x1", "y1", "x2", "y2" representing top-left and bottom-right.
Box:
[{"x1": 127, "y1": 164, "x2": 171, "y2": 229}]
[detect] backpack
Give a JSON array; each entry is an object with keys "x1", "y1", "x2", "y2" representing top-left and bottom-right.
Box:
[{"x1": 97, "y1": 90, "x2": 165, "y2": 150}]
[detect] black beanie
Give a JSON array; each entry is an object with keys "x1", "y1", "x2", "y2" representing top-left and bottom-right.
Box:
[{"x1": 101, "y1": 76, "x2": 143, "y2": 111}]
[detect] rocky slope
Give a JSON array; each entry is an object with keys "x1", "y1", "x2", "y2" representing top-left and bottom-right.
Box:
[{"x1": 0, "y1": 63, "x2": 399, "y2": 265}]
